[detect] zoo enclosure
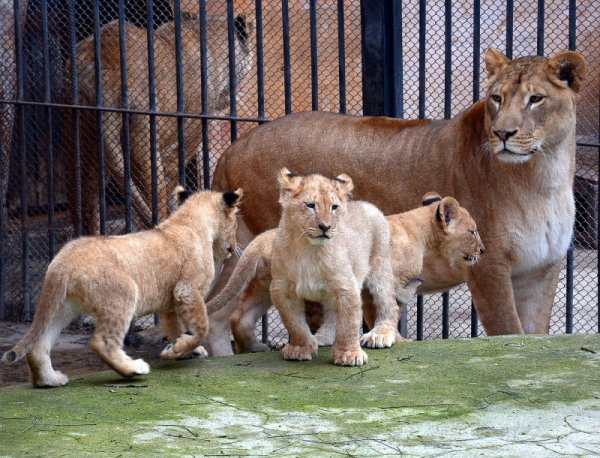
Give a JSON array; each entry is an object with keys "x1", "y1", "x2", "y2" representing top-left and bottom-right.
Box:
[{"x1": 0, "y1": 0, "x2": 598, "y2": 345}]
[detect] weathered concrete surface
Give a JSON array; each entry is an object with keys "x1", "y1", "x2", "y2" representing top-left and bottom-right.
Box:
[{"x1": 1, "y1": 334, "x2": 599, "y2": 456}]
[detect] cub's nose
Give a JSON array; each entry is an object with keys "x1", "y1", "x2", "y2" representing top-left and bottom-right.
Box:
[
  {"x1": 318, "y1": 223, "x2": 331, "y2": 233},
  {"x1": 227, "y1": 246, "x2": 235, "y2": 253}
]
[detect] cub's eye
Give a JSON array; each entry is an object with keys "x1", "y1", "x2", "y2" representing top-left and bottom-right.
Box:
[
  {"x1": 490, "y1": 94, "x2": 502, "y2": 104},
  {"x1": 331, "y1": 204, "x2": 339, "y2": 211},
  {"x1": 305, "y1": 202, "x2": 316, "y2": 209},
  {"x1": 469, "y1": 230, "x2": 477, "y2": 236},
  {"x1": 529, "y1": 94, "x2": 545, "y2": 104}
]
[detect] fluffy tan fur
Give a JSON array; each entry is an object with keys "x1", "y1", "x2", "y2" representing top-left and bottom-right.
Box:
[
  {"x1": 2, "y1": 189, "x2": 242, "y2": 387},
  {"x1": 68, "y1": 15, "x2": 255, "y2": 234},
  {"x1": 211, "y1": 49, "x2": 587, "y2": 336},
  {"x1": 269, "y1": 168, "x2": 399, "y2": 366},
  {"x1": 206, "y1": 192, "x2": 484, "y2": 353}
]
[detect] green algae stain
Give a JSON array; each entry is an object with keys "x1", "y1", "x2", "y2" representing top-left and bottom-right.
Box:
[{"x1": 1, "y1": 334, "x2": 599, "y2": 456}]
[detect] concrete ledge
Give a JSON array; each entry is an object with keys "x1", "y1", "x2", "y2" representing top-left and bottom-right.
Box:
[{"x1": 1, "y1": 334, "x2": 599, "y2": 456}]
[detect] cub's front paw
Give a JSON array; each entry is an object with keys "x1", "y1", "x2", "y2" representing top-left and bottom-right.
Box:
[
  {"x1": 281, "y1": 343, "x2": 317, "y2": 361},
  {"x1": 160, "y1": 343, "x2": 180, "y2": 360},
  {"x1": 360, "y1": 326, "x2": 396, "y2": 348},
  {"x1": 332, "y1": 347, "x2": 368, "y2": 366}
]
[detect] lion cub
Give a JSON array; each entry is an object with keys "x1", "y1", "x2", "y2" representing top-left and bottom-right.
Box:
[
  {"x1": 2, "y1": 189, "x2": 242, "y2": 387},
  {"x1": 262, "y1": 168, "x2": 399, "y2": 366},
  {"x1": 206, "y1": 192, "x2": 483, "y2": 353}
]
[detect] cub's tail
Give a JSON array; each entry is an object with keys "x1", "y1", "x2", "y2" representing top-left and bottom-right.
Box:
[
  {"x1": 2, "y1": 270, "x2": 67, "y2": 364},
  {"x1": 206, "y1": 232, "x2": 273, "y2": 316}
]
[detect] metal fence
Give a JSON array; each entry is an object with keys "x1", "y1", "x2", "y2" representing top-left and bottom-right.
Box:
[{"x1": 0, "y1": 0, "x2": 598, "y2": 349}]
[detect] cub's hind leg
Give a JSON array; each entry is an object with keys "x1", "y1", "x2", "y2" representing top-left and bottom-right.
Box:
[
  {"x1": 231, "y1": 282, "x2": 271, "y2": 353},
  {"x1": 90, "y1": 306, "x2": 150, "y2": 378},
  {"x1": 27, "y1": 299, "x2": 81, "y2": 387},
  {"x1": 161, "y1": 282, "x2": 209, "y2": 360}
]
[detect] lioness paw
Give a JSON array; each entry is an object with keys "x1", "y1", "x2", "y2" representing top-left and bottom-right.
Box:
[
  {"x1": 360, "y1": 327, "x2": 396, "y2": 348},
  {"x1": 281, "y1": 344, "x2": 316, "y2": 361},
  {"x1": 34, "y1": 370, "x2": 70, "y2": 388},
  {"x1": 332, "y1": 348, "x2": 368, "y2": 366},
  {"x1": 131, "y1": 359, "x2": 150, "y2": 375}
]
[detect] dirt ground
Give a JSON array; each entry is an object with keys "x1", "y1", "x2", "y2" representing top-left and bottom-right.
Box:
[{"x1": 0, "y1": 321, "x2": 168, "y2": 387}]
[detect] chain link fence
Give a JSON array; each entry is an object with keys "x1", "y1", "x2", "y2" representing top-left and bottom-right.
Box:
[{"x1": 0, "y1": 0, "x2": 597, "y2": 351}]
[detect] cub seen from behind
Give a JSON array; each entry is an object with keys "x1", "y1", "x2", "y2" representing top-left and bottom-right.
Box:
[{"x1": 2, "y1": 189, "x2": 243, "y2": 387}]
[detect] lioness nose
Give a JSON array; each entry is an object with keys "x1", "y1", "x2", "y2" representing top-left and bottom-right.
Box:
[
  {"x1": 480, "y1": 247, "x2": 485, "y2": 255},
  {"x1": 493, "y1": 129, "x2": 517, "y2": 142},
  {"x1": 318, "y1": 223, "x2": 331, "y2": 233},
  {"x1": 227, "y1": 246, "x2": 235, "y2": 253}
]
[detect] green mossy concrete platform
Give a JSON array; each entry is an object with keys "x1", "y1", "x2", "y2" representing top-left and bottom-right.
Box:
[{"x1": 1, "y1": 335, "x2": 599, "y2": 456}]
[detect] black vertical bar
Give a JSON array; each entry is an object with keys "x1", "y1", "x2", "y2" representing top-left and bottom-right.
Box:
[
  {"x1": 0, "y1": 116, "x2": 5, "y2": 318},
  {"x1": 336, "y1": 0, "x2": 346, "y2": 114},
  {"x1": 15, "y1": 0, "x2": 30, "y2": 319},
  {"x1": 199, "y1": 0, "x2": 210, "y2": 189},
  {"x1": 309, "y1": 0, "x2": 318, "y2": 111},
  {"x1": 173, "y1": 0, "x2": 186, "y2": 187},
  {"x1": 282, "y1": 0, "x2": 292, "y2": 114},
  {"x1": 566, "y1": 243, "x2": 574, "y2": 333},
  {"x1": 536, "y1": 0, "x2": 544, "y2": 56},
  {"x1": 146, "y1": 0, "x2": 159, "y2": 225},
  {"x1": 41, "y1": 0, "x2": 55, "y2": 258},
  {"x1": 391, "y1": 0, "x2": 403, "y2": 118},
  {"x1": 67, "y1": 0, "x2": 82, "y2": 237},
  {"x1": 418, "y1": 0, "x2": 426, "y2": 119},
  {"x1": 471, "y1": 300, "x2": 479, "y2": 337},
  {"x1": 117, "y1": 0, "x2": 132, "y2": 234},
  {"x1": 442, "y1": 292, "x2": 449, "y2": 338},
  {"x1": 473, "y1": 0, "x2": 481, "y2": 103},
  {"x1": 568, "y1": 0, "x2": 576, "y2": 50},
  {"x1": 261, "y1": 313, "x2": 268, "y2": 345},
  {"x1": 92, "y1": 0, "x2": 107, "y2": 234},
  {"x1": 255, "y1": 0, "x2": 265, "y2": 120},
  {"x1": 506, "y1": 0, "x2": 513, "y2": 59},
  {"x1": 444, "y1": 0, "x2": 451, "y2": 119},
  {"x1": 360, "y1": 0, "x2": 385, "y2": 116},
  {"x1": 227, "y1": 0, "x2": 238, "y2": 141},
  {"x1": 416, "y1": 295, "x2": 424, "y2": 340}
]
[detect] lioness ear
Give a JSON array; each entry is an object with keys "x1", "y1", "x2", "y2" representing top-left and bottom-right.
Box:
[
  {"x1": 277, "y1": 167, "x2": 302, "y2": 201},
  {"x1": 222, "y1": 188, "x2": 243, "y2": 212},
  {"x1": 437, "y1": 197, "x2": 459, "y2": 229},
  {"x1": 547, "y1": 51, "x2": 587, "y2": 93},
  {"x1": 485, "y1": 48, "x2": 510, "y2": 82},
  {"x1": 422, "y1": 191, "x2": 442, "y2": 206},
  {"x1": 334, "y1": 173, "x2": 354, "y2": 199}
]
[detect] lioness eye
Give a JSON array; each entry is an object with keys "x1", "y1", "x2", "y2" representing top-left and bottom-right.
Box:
[
  {"x1": 331, "y1": 204, "x2": 339, "y2": 211},
  {"x1": 491, "y1": 94, "x2": 502, "y2": 104},
  {"x1": 529, "y1": 94, "x2": 544, "y2": 104},
  {"x1": 469, "y1": 230, "x2": 476, "y2": 236},
  {"x1": 305, "y1": 202, "x2": 316, "y2": 209}
]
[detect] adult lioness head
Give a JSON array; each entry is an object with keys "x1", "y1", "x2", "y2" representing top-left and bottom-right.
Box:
[
  {"x1": 277, "y1": 167, "x2": 353, "y2": 245},
  {"x1": 484, "y1": 48, "x2": 587, "y2": 163}
]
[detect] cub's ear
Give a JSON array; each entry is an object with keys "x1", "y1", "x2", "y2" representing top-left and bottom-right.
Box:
[
  {"x1": 437, "y1": 197, "x2": 459, "y2": 229},
  {"x1": 547, "y1": 51, "x2": 587, "y2": 93},
  {"x1": 485, "y1": 48, "x2": 510, "y2": 83},
  {"x1": 334, "y1": 173, "x2": 354, "y2": 199},
  {"x1": 422, "y1": 191, "x2": 442, "y2": 206},
  {"x1": 234, "y1": 14, "x2": 256, "y2": 45},
  {"x1": 277, "y1": 167, "x2": 302, "y2": 202},
  {"x1": 222, "y1": 188, "x2": 243, "y2": 210}
]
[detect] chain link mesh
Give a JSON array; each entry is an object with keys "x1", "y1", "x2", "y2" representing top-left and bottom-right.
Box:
[{"x1": 0, "y1": 1, "x2": 597, "y2": 350}]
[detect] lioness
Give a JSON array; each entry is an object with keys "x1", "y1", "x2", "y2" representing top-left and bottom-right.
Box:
[
  {"x1": 205, "y1": 192, "x2": 484, "y2": 354},
  {"x1": 211, "y1": 49, "x2": 587, "y2": 335},
  {"x1": 268, "y1": 168, "x2": 399, "y2": 367},
  {"x1": 2, "y1": 188, "x2": 242, "y2": 387},
  {"x1": 69, "y1": 14, "x2": 255, "y2": 234}
]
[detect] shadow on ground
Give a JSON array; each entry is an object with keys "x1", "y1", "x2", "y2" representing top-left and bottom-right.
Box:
[{"x1": 1, "y1": 334, "x2": 599, "y2": 456}]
